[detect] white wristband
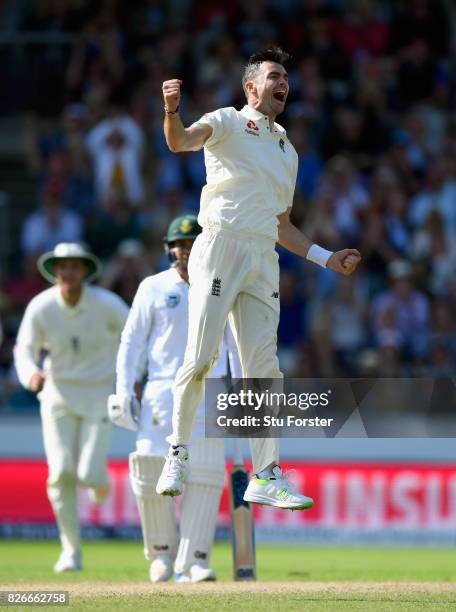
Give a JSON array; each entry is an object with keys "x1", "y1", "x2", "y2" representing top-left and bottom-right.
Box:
[{"x1": 306, "y1": 244, "x2": 333, "y2": 268}]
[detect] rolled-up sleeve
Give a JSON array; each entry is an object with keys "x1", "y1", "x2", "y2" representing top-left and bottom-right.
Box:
[{"x1": 191, "y1": 107, "x2": 235, "y2": 148}]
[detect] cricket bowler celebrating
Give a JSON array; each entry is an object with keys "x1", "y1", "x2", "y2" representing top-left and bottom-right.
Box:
[
  {"x1": 157, "y1": 46, "x2": 361, "y2": 509},
  {"x1": 14, "y1": 243, "x2": 129, "y2": 572},
  {"x1": 110, "y1": 214, "x2": 241, "y2": 583}
]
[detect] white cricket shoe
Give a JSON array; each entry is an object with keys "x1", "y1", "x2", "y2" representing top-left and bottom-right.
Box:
[
  {"x1": 174, "y1": 564, "x2": 216, "y2": 583},
  {"x1": 243, "y1": 466, "x2": 314, "y2": 510},
  {"x1": 156, "y1": 446, "x2": 189, "y2": 496},
  {"x1": 53, "y1": 550, "x2": 82, "y2": 573},
  {"x1": 150, "y1": 556, "x2": 173, "y2": 583}
]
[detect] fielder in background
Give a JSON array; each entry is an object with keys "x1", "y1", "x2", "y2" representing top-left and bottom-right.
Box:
[
  {"x1": 14, "y1": 243, "x2": 129, "y2": 573},
  {"x1": 110, "y1": 214, "x2": 241, "y2": 583},
  {"x1": 157, "y1": 46, "x2": 362, "y2": 508}
]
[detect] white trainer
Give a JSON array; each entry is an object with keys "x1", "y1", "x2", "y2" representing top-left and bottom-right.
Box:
[
  {"x1": 150, "y1": 556, "x2": 173, "y2": 583},
  {"x1": 174, "y1": 564, "x2": 216, "y2": 583},
  {"x1": 53, "y1": 550, "x2": 82, "y2": 573},
  {"x1": 243, "y1": 466, "x2": 314, "y2": 510},
  {"x1": 156, "y1": 446, "x2": 189, "y2": 496}
]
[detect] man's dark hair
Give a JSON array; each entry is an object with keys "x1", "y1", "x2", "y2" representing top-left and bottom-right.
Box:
[{"x1": 242, "y1": 46, "x2": 290, "y2": 92}]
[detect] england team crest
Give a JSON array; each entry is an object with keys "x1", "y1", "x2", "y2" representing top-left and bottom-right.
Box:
[{"x1": 166, "y1": 293, "x2": 180, "y2": 308}]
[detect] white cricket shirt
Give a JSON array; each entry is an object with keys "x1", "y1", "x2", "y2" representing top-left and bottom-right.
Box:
[
  {"x1": 14, "y1": 285, "x2": 129, "y2": 393},
  {"x1": 116, "y1": 267, "x2": 240, "y2": 396},
  {"x1": 193, "y1": 105, "x2": 298, "y2": 241}
]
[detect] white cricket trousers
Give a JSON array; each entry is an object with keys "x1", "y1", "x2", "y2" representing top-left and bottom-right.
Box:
[
  {"x1": 169, "y1": 227, "x2": 280, "y2": 473},
  {"x1": 40, "y1": 398, "x2": 111, "y2": 555}
]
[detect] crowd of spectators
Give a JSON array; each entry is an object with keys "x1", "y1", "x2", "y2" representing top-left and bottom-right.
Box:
[{"x1": 1, "y1": 0, "x2": 456, "y2": 410}]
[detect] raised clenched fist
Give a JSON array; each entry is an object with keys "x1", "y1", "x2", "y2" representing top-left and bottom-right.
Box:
[
  {"x1": 162, "y1": 79, "x2": 182, "y2": 113},
  {"x1": 327, "y1": 249, "x2": 362, "y2": 276}
]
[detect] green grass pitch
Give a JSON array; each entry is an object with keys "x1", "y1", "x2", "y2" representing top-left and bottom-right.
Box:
[{"x1": 1, "y1": 541, "x2": 456, "y2": 610}]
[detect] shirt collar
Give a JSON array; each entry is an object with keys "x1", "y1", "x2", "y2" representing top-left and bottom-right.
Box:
[
  {"x1": 240, "y1": 105, "x2": 286, "y2": 134},
  {"x1": 56, "y1": 284, "x2": 88, "y2": 315},
  {"x1": 240, "y1": 105, "x2": 269, "y2": 122},
  {"x1": 170, "y1": 266, "x2": 188, "y2": 285}
]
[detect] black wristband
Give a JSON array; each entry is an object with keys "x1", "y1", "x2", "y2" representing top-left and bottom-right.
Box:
[{"x1": 164, "y1": 105, "x2": 180, "y2": 115}]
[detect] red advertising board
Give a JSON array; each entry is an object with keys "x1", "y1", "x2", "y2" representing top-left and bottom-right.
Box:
[{"x1": 1, "y1": 460, "x2": 456, "y2": 533}]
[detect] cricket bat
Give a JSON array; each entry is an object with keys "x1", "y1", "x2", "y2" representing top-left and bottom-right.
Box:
[{"x1": 229, "y1": 439, "x2": 256, "y2": 581}]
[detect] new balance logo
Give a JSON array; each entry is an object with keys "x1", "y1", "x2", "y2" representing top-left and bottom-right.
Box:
[
  {"x1": 279, "y1": 138, "x2": 285, "y2": 152},
  {"x1": 271, "y1": 291, "x2": 279, "y2": 298},
  {"x1": 194, "y1": 551, "x2": 207, "y2": 560},
  {"x1": 211, "y1": 278, "x2": 222, "y2": 296}
]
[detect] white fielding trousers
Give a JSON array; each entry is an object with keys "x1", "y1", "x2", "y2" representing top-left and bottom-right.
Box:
[
  {"x1": 40, "y1": 395, "x2": 111, "y2": 555},
  {"x1": 136, "y1": 380, "x2": 205, "y2": 457},
  {"x1": 169, "y1": 227, "x2": 280, "y2": 473}
]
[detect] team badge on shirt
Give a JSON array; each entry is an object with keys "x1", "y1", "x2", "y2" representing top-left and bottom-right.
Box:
[
  {"x1": 211, "y1": 278, "x2": 222, "y2": 296},
  {"x1": 166, "y1": 293, "x2": 180, "y2": 308},
  {"x1": 245, "y1": 120, "x2": 260, "y2": 136}
]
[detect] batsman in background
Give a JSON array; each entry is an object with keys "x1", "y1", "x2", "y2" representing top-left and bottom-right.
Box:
[
  {"x1": 14, "y1": 243, "x2": 129, "y2": 573},
  {"x1": 111, "y1": 214, "x2": 241, "y2": 583},
  {"x1": 157, "y1": 46, "x2": 361, "y2": 508}
]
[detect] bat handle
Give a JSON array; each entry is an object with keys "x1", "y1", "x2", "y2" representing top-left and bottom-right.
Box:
[{"x1": 232, "y1": 438, "x2": 245, "y2": 467}]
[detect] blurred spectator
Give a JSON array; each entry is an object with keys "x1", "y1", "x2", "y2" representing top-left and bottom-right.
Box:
[
  {"x1": 84, "y1": 192, "x2": 141, "y2": 259},
  {"x1": 353, "y1": 56, "x2": 392, "y2": 157},
  {"x1": 100, "y1": 239, "x2": 151, "y2": 305},
  {"x1": 425, "y1": 343, "x2": 455, "y2": 377},
  {"x1": 408, "y1": 160, "x2": 456, "y2": 232},
  {"x1": 395, "y1": 110, "x2": 432, "y2": 175},
  {"x1": 288, "y1": 123, "x2": 323, "y2": 201},
  {"x1": 371, "y1": 260, "x2": 430, "y2": 361},
  {"x1": 3, "y1": 253, "x2": 47, "y2": 315},
  {"x1": 333, "y1": 0, "x2": 390, "y2": 61},
  {"x1": 21, "y1": 180, "x2": 83, "y2": 255},
  {"x1": 429, "y1": 300, "x2": 456, "y2": 358},
  {"x1": 66, "y1": 3, "x2": 127, "y2": 119},
  {"x1": 287, "y1": 57, "x2": 327, "y2": 150},
  {"x1": 277, "y1": 269, "x2": 308, "y2": 374},
  {"x1": 198, "y1": 35, "x2": 243, "y2": 107},
  {"x1": 235, "y1": 0, "x2": 279, "y2": 57},
  {"x1": 293, "y1": 341, "x2": 318, "y2": 378},
  {"x1": 291, "y1": 10, "x2": 351, "y2": 87},
  {"x1": 315, "y1": 155, "x2": 369, "y2": 243},
  {"x1": 383, "y1": 186, "x2": 411, "y2": 257},
  {"x1": 85, "y1": 105, "x2": 145, "y2": 207},
  {"x1": 323, "y1": 107, "x2": 368, "y2": 162},
  {"x1": 411, "y1": 210, "x2": 456, "y2": 297},
  {"x1": 312, "y1": 275, "x2": 368, "y2": 375}
]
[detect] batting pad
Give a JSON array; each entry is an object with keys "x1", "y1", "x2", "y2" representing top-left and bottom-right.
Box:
[
  {"x1": 129, "y1": 453, "x2": 178, "y2": 561},
  {"x1": 174, "y1": 438, "x2": 225, "y2": 573}
]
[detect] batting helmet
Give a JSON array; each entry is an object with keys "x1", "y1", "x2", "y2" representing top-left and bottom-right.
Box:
[
  {"x1": 164, "y1": 214, "x2": 202, "y2": 244},
  {"x1": 164, "y1": 214, "x2": 202, "y2": 263}
]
